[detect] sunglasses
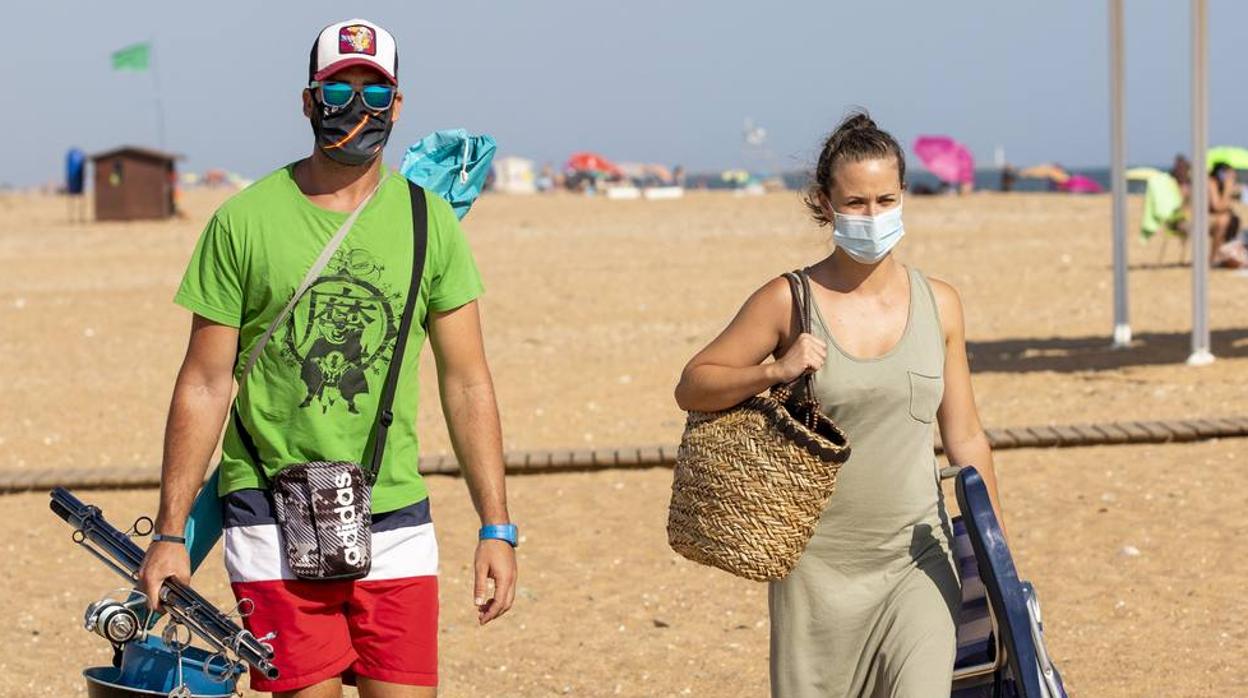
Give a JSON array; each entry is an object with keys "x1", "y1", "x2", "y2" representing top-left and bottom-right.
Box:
[{"x1": 309, "y1": 81, "x2": 396, "y2": 111}]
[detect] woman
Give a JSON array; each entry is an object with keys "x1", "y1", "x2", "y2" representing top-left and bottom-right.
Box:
[
  {"x1": 674, "y1": 113, "x2": 1006, "y2": 697},
  {"x1": 1209, "y1": 163, "x2": 1240, "y2": 246},
  {"x1": 1208, "y1": 164, "x2": 1248, "y2": 268}
]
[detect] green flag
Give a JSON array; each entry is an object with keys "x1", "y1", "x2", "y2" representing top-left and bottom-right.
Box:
[{"x1": 111, "y1": 42, "x2": 150, "y2": 71}]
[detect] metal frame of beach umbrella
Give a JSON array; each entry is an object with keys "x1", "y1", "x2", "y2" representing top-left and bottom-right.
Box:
[
  {"x1": 1107, "y1": 0, "x2": 1213, "y2": 364},
  {"x1": 1189, "y1": 0, "x2": 1212, "y2": 365},
  {"x1": 1109, "y1": 0, "x2": 1129, "y2": 348}
]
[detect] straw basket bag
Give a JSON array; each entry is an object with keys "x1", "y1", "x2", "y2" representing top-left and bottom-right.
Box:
[{"x1": 667, "y1": 270, "x2": 851, "y2": 582}]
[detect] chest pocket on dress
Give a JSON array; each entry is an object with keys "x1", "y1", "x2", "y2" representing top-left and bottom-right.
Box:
[{"x1": 907, "y1": 371, "x2": 942, "y2": 423}]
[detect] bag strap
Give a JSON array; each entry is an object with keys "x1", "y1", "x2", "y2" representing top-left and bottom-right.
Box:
[
  {"x1": 238, "y1": 172, "x2": 388, "y2": 384},
  {"x1": 231, "y1": 176, "x2": 428, "y2": 489},
  {"x1": 780, "y1": 270, "x2": 815, "y2": 397},
  {"x1": 361, "y1": 182, "x2": 429, "y2": 485}
]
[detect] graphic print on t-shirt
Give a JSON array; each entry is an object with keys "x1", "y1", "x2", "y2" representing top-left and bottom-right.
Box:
[{"x1": 281, "y1": 246, "x2": 402, "y2": 414}]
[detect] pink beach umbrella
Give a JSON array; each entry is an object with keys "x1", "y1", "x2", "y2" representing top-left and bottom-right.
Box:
[
  {"x1": 913, "y1": 136, "x2": 975, "y2": 185},
  {"x1": 1057, "y1": 174, "x2": 1104, "y2": 194}
]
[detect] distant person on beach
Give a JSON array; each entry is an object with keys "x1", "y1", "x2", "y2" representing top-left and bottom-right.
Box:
[
  {"x1": 1171, "y1": 154, "x2": 1193, "y2": 202},
  {"x1": 536, "y1": 162, "x2": 555, "y2": 192},
  {"x1": 1210, "y1": 163, "x2": 1240, "y2": 245},
  {"x1": 1168, "y1": 155, "x2": 1247, "y2": 267},
  {"x1": 675, "y1": 112, "x2": 1005, "y2": 697},
  {"x1": 137, "y1": 18, "x2": 517, "y2": 697},
  {"x1": 1210, "y1": 163, "x2": 1247, "y2": 268},
  {"x1": 64, "y1": 147, "x2": 87, "y2": 222},
  {"x1": 1000, "y1": 164, "x2": 1017, "y2": 192}
]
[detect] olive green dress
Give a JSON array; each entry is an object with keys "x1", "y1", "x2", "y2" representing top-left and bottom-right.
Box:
[{"x1": 769, "y1": 267, "x2": 961, "y2": 698}]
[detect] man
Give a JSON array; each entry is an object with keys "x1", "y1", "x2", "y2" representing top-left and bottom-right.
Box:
[{"x1": 138, "y1": 18, "x2": 517, "y2": 697}]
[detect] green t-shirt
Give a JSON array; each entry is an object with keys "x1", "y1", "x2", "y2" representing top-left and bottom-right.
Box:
[{"x1": 175, "y1": 164, "x2": 483, "y2": 513}]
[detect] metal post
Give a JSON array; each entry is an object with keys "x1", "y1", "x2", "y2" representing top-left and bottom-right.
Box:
[
  {"x1": 1109, "y1": 0, "x2": 1130, "y2": 348},
  {"x1": 1188, "y1": 0, "x2": 1214, "y2": 365}
]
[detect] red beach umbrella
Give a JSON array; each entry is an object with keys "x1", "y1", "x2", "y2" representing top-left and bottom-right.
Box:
[
  {"x1": 565, "y1": 151, "x2": 622, "y2": 176},
  {"x1": 913, "y1": 136, "x2": 975, "y2": 185}
]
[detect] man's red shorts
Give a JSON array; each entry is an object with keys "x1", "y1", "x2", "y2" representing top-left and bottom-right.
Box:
[{"x1": 222, "y1": 490, "x2": 439, "y2": 693}]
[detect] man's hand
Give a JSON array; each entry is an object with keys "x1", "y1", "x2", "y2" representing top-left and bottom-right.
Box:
[
  {"x1": 429, "y1": 302, "x2": 517, "y2": 625},
  {"x1": 473, "y1": 539, "x2": 517, "y2": 625},
  {"x1": 137, "y1": 541, "x2": 191, "y2": 611},
  {"x1": 141, "y1": 314, "x2": 237, "y2": 611}
]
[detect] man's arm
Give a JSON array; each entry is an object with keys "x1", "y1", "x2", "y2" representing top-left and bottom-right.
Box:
[
  {"x1": 137, "y1": 314, "x2": 239, "y2": 608},
  {"x1": 427, "y1": 300, "x2": 516, "y2": 625}
]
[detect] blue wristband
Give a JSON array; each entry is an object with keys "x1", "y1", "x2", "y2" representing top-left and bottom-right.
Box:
[{"x1": 479, "y1": 523, "x2": 518, "y2": 547}]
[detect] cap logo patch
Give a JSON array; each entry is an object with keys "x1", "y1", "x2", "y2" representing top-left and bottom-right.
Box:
[{"x1": 338, "y1": 25, "x2": 377, "y2": 56}]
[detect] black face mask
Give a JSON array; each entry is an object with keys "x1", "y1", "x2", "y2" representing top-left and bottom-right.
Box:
[{"x1": 309, "y1": 94, "x2": 395, "y2": 167}]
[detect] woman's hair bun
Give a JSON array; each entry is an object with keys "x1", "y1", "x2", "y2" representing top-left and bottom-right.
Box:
[
  {"x1": 837, "y1": 112, "x2": 877, "y2": 134},
  {"x1": 804, "y1": 109, "x2": 906, "y2": 227}
]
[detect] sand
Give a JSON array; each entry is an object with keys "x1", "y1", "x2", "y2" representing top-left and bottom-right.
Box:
[{"x1": 1, "y1": 187, "x2": 1246, "y2": 696}]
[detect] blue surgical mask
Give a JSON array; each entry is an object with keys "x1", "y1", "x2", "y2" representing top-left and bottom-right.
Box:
[{"x1": 831, "y1": 203, "x2": 905, "y2": 264}]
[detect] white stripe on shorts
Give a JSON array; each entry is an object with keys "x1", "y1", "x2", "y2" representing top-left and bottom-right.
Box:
[{"x1": 224, "y1": 522, "x2": 438, "y2": 583}]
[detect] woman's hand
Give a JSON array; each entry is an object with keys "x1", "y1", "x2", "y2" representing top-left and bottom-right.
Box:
[
  {"x1": 771, "y1": 333, "x2": 827, "y2": 384},
  {"x1": 676, "y1": 277, "x2": 817, "y2": 412}
]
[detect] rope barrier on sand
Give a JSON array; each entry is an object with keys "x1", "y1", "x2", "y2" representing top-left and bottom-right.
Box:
[{"x1": 2, "y1": 415, "x2": 1246, "y2": 494}]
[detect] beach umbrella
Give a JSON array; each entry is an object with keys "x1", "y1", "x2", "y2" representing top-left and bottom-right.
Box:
[
  {"x1": 912, "y1": 136, "x2": 974, "y2": 185},
  {"x1": 616, "y1": 162, "x2": 648, "y2": 179},
  {"x1": 1126, "y1": 166, "x2": 1164, "y2": 181},
  {"x1": 1057, "y1": 175, "x2": 1104, "y2": 194},
  {"x1": 1207, "y1": 145, "x2": 1248, "y2": 170},
  {"x1": 617, "y1": 162, "x2": 676, "y2": 184},
  {"x1": 647, "y1": 164, "x2": 674, "y2": 183},
  {"x1": 1018, "y1": 163, "x2": 1070, "y2": 183},
  {"x1": 565, "y1": 151, "x2": 621, "y2": 176}
]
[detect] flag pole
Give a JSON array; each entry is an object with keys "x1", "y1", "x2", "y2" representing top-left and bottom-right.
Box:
[{"x1": 150, "y1": 38, "x2": 167, "y2": 149}]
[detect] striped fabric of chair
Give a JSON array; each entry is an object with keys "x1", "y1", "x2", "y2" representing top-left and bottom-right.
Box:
[{"x1": 952, "y1": 516, "x2": 1000, "y2": 685}]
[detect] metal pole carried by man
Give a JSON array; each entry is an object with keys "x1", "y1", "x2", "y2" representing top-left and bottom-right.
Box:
[{"x1": 138, "y1": 18, "x2": 517, "y2": 697}]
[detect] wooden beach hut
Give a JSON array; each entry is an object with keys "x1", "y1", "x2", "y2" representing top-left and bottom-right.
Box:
[{"x1": 90, "y1": 146, "x2": 179, "y2": 221}]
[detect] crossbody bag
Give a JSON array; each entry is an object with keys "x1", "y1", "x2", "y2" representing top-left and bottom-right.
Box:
[{"x1": 232, "y1": 175, "x2": 430, "y2": 580}]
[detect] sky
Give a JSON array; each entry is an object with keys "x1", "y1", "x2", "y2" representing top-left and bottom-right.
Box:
[{"x1": 4, "y1": 0, "x2": 1248, "y2": 187}]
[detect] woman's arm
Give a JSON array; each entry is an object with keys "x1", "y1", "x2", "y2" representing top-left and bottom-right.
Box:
[
  {"x1": 675, "y1": 277, "x2": 826, "y2": 412},
  {"x1": 930, "y1": 279, "x2": 1007, "y2": 535}
]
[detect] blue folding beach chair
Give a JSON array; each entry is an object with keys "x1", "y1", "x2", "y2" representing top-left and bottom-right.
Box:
[{"x1": 949, "y1": 466, "x2": 1068, "y2": 698}]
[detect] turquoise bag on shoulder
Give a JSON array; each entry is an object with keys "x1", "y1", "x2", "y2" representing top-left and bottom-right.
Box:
[{"x1": 400, "y1": 129, "x2": 497, "y2": 220}]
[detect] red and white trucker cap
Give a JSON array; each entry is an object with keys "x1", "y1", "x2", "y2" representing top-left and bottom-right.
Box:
[{"x1": 308, "y1": 19, "x2": 398, "y2": 85}]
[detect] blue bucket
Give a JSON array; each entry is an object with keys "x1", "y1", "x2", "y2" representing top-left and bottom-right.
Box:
[{"x1": 83, "y1": 635, "x2": 240, "y2": 697}]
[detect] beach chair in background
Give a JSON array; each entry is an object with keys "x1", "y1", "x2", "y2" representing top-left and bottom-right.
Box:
[
  {"x1": 1140, "y1": 171, "x2": 1188, "y2": 265},
  {"x1": 948, "y1": 466, "x2": 1068, "y2": 698}
]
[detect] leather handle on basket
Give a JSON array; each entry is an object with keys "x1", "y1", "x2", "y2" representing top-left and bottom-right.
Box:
[{"x1": 778, "y1": 270, "x2": 819, "y2": 414}]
